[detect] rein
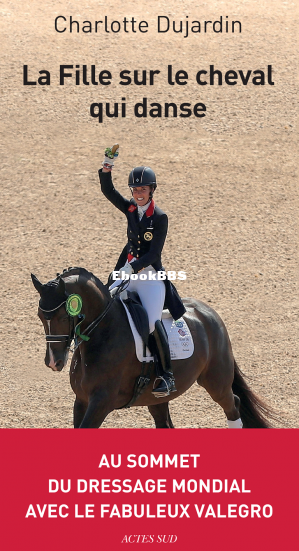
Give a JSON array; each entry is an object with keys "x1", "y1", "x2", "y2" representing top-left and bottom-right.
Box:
[{"x1": 40, "y1": 280, "x2": 129, "y2": 352}]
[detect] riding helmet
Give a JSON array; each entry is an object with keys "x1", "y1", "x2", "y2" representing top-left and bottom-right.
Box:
[{"x1": 128, "y1": 166, "x2": 157, "y2": 190}]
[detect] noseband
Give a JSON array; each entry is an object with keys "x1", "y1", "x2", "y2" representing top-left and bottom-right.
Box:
[{"x1": 39, "y1": 300, "x2": 74, "y2": 347}]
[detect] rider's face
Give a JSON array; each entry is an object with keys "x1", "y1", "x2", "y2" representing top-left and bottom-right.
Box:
[{"x1": 132, "y1": 186, "x2": 151, "y2": 206}]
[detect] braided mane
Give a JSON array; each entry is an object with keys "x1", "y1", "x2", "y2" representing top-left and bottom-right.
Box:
[{"x1": 58, "y1": 267, "x2": 110, "y2": 299}]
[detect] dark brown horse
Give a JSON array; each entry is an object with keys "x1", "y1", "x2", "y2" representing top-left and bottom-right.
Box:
[{"x1": 31, "y1": 267, "x2": 273, "y2": 428}]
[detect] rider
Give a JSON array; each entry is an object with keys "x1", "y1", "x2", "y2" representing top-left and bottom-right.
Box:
[{"x1": 98, "y1": 145, "x2": 186, "y2": 397}]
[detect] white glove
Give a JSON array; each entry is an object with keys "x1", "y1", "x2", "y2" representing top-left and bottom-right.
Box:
[
  {"x1": 119, "y1": 263, "x2": 133, "y2": 280},
  {"x1": 110, "y1": 286, "x2": 119, "y2": 297}
]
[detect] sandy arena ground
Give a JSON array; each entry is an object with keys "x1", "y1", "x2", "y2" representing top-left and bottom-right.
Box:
[{"x1": 0, "y1": 0, "x2": 297, "y2": 428}]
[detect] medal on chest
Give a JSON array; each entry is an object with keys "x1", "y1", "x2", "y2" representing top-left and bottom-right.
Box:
[{"x1": 144, "y1": 231, "x2": 153, "y2": 241}]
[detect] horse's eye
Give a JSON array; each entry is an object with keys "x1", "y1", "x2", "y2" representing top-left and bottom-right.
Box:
[{"x1": 60, "y1": 316, "x2": 69, "y2": 322}]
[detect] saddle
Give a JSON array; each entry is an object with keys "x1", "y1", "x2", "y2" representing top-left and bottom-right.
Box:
[
  {"x1": 115, "y1": 289, "x2": 194, "y2": 363},
  {"x1": 121, "y1": 291, "x2": 150, "y2": 347}
]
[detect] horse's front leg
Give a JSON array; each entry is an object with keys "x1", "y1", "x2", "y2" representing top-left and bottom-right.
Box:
[
  {"x1": 73, "y1": 398, "x2": 88, "y2": 428},
  {"x1": 148, "y1": 403, "x2": 175, "y2": 428},
  {"x1": 79, "y1": 390, "x2": 112, "y2": 428}
]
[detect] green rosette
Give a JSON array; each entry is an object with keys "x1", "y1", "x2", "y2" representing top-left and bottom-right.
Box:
[{"x1": 66, "y1": 294, "x2": 83, "y2": 317}]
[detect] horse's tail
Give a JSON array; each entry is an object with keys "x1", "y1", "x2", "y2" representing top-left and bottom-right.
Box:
[{"x1": 232, "y1": 360, "x2": 274, "y2": 428}]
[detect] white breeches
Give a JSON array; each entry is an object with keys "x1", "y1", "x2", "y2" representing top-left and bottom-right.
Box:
[{"x1": 110, "y1": 265, "x2": 165, "y2": 333}]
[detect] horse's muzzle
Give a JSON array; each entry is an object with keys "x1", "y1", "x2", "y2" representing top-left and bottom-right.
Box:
[
  {"x1": 45, "y1": 348, "x2": 69, "y2": 371},
  {"x1": 46, "y1": 359, "x2": 64, "y2": 372}
]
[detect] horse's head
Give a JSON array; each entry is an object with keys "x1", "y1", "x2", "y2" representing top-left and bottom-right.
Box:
[
  {"x1": 31, "y1": 274, "x2": 71, "y2": 371},
  {"x1": 32, "y1": 268, "x2": 112, "y2": 372}
]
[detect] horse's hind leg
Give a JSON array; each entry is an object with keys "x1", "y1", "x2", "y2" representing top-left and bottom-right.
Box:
[
  {"x1": 206, "y1": 386, "x2": 242, "y2": 427},
  {"x1": 148, "y1": 403, "x2": 174, "y2": 428},
  {"x1": 212, "y1": 391, "x2": 242, "y2": 425},
  {"x1": 199, "y1": 362, "x2": 242, "y2": 427}
]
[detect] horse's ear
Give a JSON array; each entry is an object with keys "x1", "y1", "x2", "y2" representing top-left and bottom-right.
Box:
[
  {"x1": 31, "y1": 273, "x2": 43, "y2": 294},
  {"x1": 57, "y1": 276, "x2": 65, "y2": 294}
]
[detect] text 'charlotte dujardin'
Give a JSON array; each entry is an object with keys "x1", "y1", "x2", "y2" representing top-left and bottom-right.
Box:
[{"x1": 54, "y1": 15, "x2": 242, "y2": 37}]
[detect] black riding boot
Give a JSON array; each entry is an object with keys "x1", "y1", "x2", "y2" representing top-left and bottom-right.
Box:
[{"x1": 150, "y1": 320, "x2": 177, "y2": 398}]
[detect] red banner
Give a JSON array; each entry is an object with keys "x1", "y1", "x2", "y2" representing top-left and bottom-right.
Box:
[{"x1": 0, "y1": 429, "x2": 297, "y2": 550}]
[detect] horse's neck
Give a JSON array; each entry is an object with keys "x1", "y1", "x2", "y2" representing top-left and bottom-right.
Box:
[
  {"x1": 63, "y1": 274, "x2": 110, "y2": 323},
  {"x1": 82, "y1": 280, "x2": 110, "y2": 319}
]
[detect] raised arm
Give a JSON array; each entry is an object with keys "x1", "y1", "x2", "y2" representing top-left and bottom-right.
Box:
[{"x1": 98, "y1": 144, "x2": 130, "y2": 214}]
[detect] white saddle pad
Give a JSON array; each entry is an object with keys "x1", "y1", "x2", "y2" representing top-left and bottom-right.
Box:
[{"x1": 120, "y1": 298, "x2": 194, "y2": 363}]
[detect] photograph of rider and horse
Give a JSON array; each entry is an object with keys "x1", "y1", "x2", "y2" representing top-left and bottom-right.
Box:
[{"x1": 1, "y1": 0, "x2": 297, "y2": 429}]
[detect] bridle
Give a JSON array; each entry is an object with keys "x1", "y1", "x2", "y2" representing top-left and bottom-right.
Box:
[{"x1": 39, "y1": 280, "x2": 129, "y2": 353}]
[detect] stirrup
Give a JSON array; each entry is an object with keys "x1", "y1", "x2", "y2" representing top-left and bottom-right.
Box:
[{"x1": 152, "y1": 375, "x2": 177, "y2": 398}]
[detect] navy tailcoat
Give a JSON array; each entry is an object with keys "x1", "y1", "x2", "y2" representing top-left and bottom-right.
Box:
[{"x1": 99, "y1": 169, "x2": 186, "y2": 320}]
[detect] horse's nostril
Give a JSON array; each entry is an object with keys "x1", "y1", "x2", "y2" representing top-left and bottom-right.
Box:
[{"x1": 55, "y1": 359, "x2": 64, "y2": 370}]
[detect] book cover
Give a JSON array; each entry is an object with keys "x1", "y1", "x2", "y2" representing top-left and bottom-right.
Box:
[{"x1": 0, "y1": 1, "x2": 297, "y2": 549}]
